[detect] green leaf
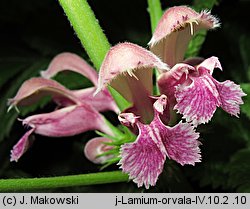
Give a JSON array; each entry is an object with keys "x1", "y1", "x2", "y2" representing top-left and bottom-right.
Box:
[
  {"x1": 0, "y1": 48, "x2": 39, "y2": 89},
  {"x1": 196, "y1": 162, "x2": 229, "y2": 190},
  {"x1": 241, "y1": 83, "x2": 250, "y2": 119},
  {"x1": 227, "y1": 148, "x2": 250, "y2": 192},
  {"x1": 185, "y1": 107, "x2": 249, "y2": 191},
  {"x1": 0, "y1": 62, "x2": 28, "y2": 89}
]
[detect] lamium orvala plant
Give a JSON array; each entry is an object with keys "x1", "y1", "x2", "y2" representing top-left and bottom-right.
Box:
[{"x1": 3, "y1": 0, "x2": 247, "y2": 191}]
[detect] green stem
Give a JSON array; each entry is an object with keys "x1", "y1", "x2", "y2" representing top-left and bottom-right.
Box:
[
  {"x1": 58, "y1": 0, "x2": 110, "y2": 70},
  {"x1": 59, "y1": 0, "x2": 130, "y2": 110},
  {"x1": 0, "y1": 171, "x2": 128, "y2": 192},
  {"x1": 147, "y1": 0, "x2": 163, "y2": 34},
  {"x1": 147, "y1": 0, "x2": 162, "y2": 94}
]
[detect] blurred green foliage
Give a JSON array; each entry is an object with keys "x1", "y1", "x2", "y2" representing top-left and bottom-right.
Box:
[{"x1": 0, "y1": 0, "x2": 249, "y2": 192}]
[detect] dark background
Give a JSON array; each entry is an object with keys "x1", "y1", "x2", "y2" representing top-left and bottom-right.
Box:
[{"x1": 0, "y1": 0, "x2": 250, "y2": 192}]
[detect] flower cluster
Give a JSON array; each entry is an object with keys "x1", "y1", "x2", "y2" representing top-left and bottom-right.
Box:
[
  {"x1": 95, "y1": 6, "x2": 246, "y2": 188},
  {"x1": 8, "y1": 53, "x2": 118, "y2": 162},
  {"x1": 8, "y1": 6, "x2": 246, "y2": 189}
]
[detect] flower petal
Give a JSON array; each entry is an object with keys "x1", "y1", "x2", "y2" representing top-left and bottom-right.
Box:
[
  {"x1": 174, "y1": 73, "x2": 221, "y2": 125},
  {"x1": 22, "y1": 104, "x2": 113, "y2": 137},
  {"x1": 39, "y1": 52, "x2": 119, "y2": 112},
  {"x1": 197, "y1": 56, "x2": 222, "y2": 74},
  {"x1": 119, "y1": 95, "x2": 201, "y2": 188},
  {"x1": 149, "y1": 6, "x2": 220, "y2": 67},
  {"x1": 10, "y1": 128, "x2": 35, "y2": 162},
  {"x1": 119, "y1": 120, "x2": 167, "y2": 189},
  {"x1": 214, "y1": 80, "x2": 246, "y2": 117},
  {"x1": 152, "y1": 95, "x2": 201, "y2": 165},
  {"x1": 158, "y1": 63, "x2": 195, "y2": 107},
  {"x1": 55, "y1": 87, "x2": 119, "y2": 113},
  {"x1": 96, "y1": 42, "x2": 168, "y2": 123},
  {"x1": 96, "y1": 42, "x2": 168, "y2": 97},
  {"x1": 161, "y1": 122, "x2": 201, "y2": 165},
  {"x1": 74, "y1": 88, "x2": 119, "y2": 113},
  {"x1": 8, "y1": 77, "x2": 81, "y2": 109},
  {"x1": 84, "y1": 137, "x2": 114, "y2": 164},
  {"x1": 41, "y1": 52, "x2": 98, "y2": 86}
]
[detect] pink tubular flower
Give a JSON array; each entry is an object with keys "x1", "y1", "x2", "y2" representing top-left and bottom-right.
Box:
[
  {"x1": 158, "y1": 57, "x2": 246, "y2": 125},
  {"x1": 148, "y1": 6, "x2": 246, "y2": 125},
  {"x1": 95, "y1": 42, "x2": 169, "y2": 123},
  {"x1": 96, "y1": 43, "x2": 201, "y2": 188},
  {"x1": 10, "y1": 104, "x2": 112, "y2": 162},
  {"x1": 84, "y1": 137, "x2": 114, "y2": 164},
  {"x1": 40, "y1": 52, "x2": 119, "y2": 113},
  {"x1": 149, "y1": 6, "x2": 220, "y2": 67},
  {"x1": 9, "y1": 52, "x2": 118, "y2": 162}
]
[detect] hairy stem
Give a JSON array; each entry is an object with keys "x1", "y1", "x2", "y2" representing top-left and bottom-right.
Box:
[
  {"x1": 0, "y1": 171, "x2": 128, "y2": 192},
  {"x1": 58, "y1": 0, "x2": 130, "y2": 110},
  {"x1": 58, "y1": 0, "x2": 110, "y2": 70},
  {"x1": 147, "y1": 0, "x2": 162, "y2": 94},
  {"x1": 147, "y1": 0, "x2": 163, "y2": 34}
]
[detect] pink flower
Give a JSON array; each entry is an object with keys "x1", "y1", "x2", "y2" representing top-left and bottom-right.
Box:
[
  {"x1": 158, "y1": 57, "x2": 246, "y2": 125},
  {"x1": 9, "y1": 53, "x2": 118, "y2": 162},
  {"x1": 40, "y1": 52, "x2": 119, "y2": 113},
  {"x1": 149, "y1": 6, "x2": 220, "y2": 67},
  {"x1": 118, "y1": 95, "x2": 201, "y2": 189},
  {"x1": 96, "y1": 43, "x2": 201, "y2": 188},
  {"x1": 148, "y1": 6, "x2": 246, "y2": 125},
  {"x1": 8, "y1": 5, "x2": 245, "y2": 189},
  {"x1": 95, "y1": 42, "x2": 169, "y2": 123}
]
